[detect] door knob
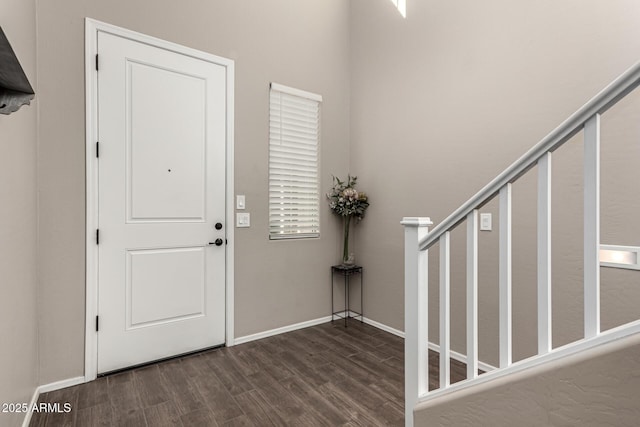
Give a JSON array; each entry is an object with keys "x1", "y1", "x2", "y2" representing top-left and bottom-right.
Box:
[
  {"x1": 209, "y1": 238, "x2": 224, "y2": 246},
  {"x1": 215, "y1": 222, "x2": 223, "y2": 230}
]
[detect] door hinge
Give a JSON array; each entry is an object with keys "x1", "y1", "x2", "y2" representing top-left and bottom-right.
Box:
[
  {"x1": 96, "y1": 229, "x2": 100, "y2": 245},
  {"x1": 96, "y1": 315, "x2": 99, "y2": 332},
  {"x1": 96, "y1": 141, "x2": 99, "y2": 158},
  {"x1": 95, "y1": 54, "x2": 99, "y2": 71}
]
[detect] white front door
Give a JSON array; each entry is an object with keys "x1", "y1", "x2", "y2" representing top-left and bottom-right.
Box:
[{"x1": 97, "y1": 31, "x2": 227, "y2": 374}]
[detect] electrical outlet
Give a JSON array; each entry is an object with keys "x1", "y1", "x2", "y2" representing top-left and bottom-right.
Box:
[
  {"x1": 236, "y1": 212, "x2": 250, "y2": 227},
  {"x1": 480, "y1": 213, "x2": 492, "y2": 231}
]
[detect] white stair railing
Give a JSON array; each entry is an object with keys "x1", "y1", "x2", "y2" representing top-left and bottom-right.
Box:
[{"x1": 403, "y1": 62, "x2": 640, "y2": 427}]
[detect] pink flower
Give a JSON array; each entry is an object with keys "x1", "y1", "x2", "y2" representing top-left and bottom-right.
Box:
[{"x1": 343, "y1": 187, "x2": 358, "y2": 200}]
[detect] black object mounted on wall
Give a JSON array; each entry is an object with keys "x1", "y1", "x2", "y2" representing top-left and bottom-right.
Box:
[{"x1": 0, "y1": 26, "x2": 35, "y2": 115}]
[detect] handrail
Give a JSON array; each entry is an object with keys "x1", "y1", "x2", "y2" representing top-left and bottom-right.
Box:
[
  {"x1": 404, "y1": 59, "x2": 640, "y2": 427},
  {"x1": 419, "y1": 60, "x2": 640, "y2": 251}
]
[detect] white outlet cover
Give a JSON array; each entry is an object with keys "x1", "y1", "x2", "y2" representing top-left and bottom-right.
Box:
[
  {"x1": 236, "y1": 212, "x2": 250, "y2": 227},
  {"x1": 480, "y1": 213, "x2": 492, "y2": 231}
]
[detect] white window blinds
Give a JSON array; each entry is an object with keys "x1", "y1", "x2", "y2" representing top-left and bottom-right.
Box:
[{"x1": 269, "y1": 83, "x2": 322, "y2": 239}]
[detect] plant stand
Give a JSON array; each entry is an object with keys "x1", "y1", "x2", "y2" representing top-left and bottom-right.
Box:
[{"x1": 331, "y1": 264, "x2": 363, "y2": 327}]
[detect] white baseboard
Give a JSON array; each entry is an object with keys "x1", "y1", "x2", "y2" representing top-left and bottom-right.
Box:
[
  {"x1": 21, "y1": 376, "x2": 86, "y2": 427},
  {"x1": 38, "y1": 376, "x2": 85, "y2": 394},
  {"x1": 21, "y1": 385, "x2": 40, "y2": 427},
  {"x1": 234, "y1": 315, "x2": 332, "y2": 345},
  {"x1": 361, "y1": 315, "x2": 405, "y2": 338}
]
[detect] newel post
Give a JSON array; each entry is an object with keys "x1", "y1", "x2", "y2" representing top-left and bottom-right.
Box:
[{"x1": 401, "y1": 217, "x2": 432, "y2": 427}]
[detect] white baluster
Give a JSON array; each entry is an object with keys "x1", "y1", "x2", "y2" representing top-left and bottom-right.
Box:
[
  {"x1": 466, "y1": 210, "x2": 479, "y2": 380},
  {"x1": 499, "y1": 184, "x2": 512, "y2": 368},
  {"x1": 439, "y1": 231, "x2": 451, "y2": 388},
  {"x1": 537, "y1": 152, "x2": 552, "y2": 354},
  {"x1": 584, "y1": 115, "x2": 601, "y2": 339}
]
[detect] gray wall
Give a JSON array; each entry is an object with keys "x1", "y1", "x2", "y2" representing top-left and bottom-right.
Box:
[
  {"x1": 0, "y1": 0, "x2": 39, "y2": 425},
  {"x1": 36, "y1": 0, "x2": 350, "y2": 384},
  {"x1": 350, "y1": 0, "x2": 640, "y2": 365},
  {"x1": 414, "y1": 332, "x2": 640, "y2": 426},
  {"x1": 8, "y1": 0, "x2": 640, "y2": 402}
]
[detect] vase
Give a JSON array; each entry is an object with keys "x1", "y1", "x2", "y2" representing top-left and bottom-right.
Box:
[{"x1": 342, "y1": 216, "x2": 355, "y2": 265}]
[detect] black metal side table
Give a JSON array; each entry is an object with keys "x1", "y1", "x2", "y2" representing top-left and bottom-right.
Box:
[{"x1": 331, "y1": 264, "x2": 363, "y2": 327}]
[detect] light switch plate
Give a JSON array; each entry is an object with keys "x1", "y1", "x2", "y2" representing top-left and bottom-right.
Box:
[
  {"x1": 480, "y1": 213, "x2": 492, "y2": 231},
  {"x1": 236, "y1": 195, "x2": 246, "y2": 210},
  {"x1": 236, "y1": 212, "x2": 250, "y2": 227}
]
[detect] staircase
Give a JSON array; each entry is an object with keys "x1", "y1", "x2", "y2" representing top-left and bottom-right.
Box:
[{"x1": 402, "y1": 62, "x2": 640, "y2": 427}]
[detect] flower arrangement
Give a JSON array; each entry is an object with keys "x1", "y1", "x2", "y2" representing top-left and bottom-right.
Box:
[{"x1": 327, "y1": 175, "x2": 369, "y2": 264}]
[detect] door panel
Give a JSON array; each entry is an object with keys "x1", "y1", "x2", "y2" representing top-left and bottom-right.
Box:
[
  {"x1": 97, "y1": 31, "x2": 226, "y2": 373},
  {"x1": 127, "y1": 247, "x2": 206, "y2": 328},
  {"x1": 128, "y1": 61, "x2": 207, "y2": 222}
]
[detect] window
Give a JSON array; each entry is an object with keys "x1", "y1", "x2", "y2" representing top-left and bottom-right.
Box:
[
  {"x1": 269, "y1": 83, "x2": 322, "y2": 239},
  {"x1": 389, "y1": 0, "x2": 406, "y2": 17}
]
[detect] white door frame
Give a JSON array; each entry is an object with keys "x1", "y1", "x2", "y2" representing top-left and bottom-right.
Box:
[{"x1": 84, "y1": 18, "x2": 235, "y2": 381}]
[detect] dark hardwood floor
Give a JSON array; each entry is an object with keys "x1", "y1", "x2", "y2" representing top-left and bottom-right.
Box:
[{"x1": 31, "y1": 319, "x2": 467, "y2": 426}]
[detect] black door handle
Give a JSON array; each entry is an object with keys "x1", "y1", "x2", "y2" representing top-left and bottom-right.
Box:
[{"x1": 209, "y1": 238, "x2": 224, "y2": 246}]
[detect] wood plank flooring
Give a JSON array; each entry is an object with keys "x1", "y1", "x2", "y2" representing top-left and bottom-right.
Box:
[{"x1": 30, "y1": 319, "x2": 468, "y2": 426}]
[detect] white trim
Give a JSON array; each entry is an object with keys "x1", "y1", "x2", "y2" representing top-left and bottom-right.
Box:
[
  {"x1": 38, "y1": 376, "x2": 85, "y2": 394},
  {"x1": 84, "y1": 18, "x2": 235, "y2": 378},
  {"x1": 230, "y1": 314, "x2": 402, "y2": 346},
  {"x1": 362, "y1": 316, "x2": 405, "y2": 338},
  {"x1": 600, "y1": 244, "x2": 640, "y2": 270},
  {"x1": 225, "y1": 46, "x2": 236, "y2": 347},
  {"x1": 21, "y1": 386, "x2": 39, "y2": 427},
  {"x1": 84, "y1": 17, "x2": 99, "y2": 383},
  {"x1": 21, "y1": 377, "x2": 85, "y2": 427},
  {"x1": 234, "y1": 316, "x2": 332, "y2": 345},
  {"x1": 400, "y1": 217, "x2": 433, "y2": 227},
  {"x1": 270, "y1": 82, "x2": 322, "y2": 102},
  {"x1": 416, "y1": 319, "x2": 640, "y2": 405}
]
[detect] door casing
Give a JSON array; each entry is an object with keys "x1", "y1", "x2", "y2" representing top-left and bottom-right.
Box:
[{"x1": 84, "y1": 18, "x2": 235, "y2": 381}]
